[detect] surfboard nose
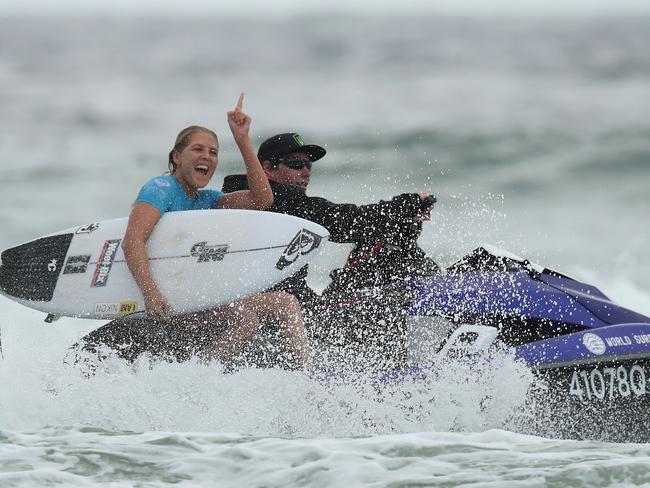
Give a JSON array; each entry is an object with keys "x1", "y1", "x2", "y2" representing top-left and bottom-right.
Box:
[{"x1": 0, "y1": 234, "x2": 73, "y2": 302}]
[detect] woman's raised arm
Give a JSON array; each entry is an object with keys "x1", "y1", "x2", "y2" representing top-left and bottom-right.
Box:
[{"x1": 217, "y1": 93, "x2": 273, "y2": 210}]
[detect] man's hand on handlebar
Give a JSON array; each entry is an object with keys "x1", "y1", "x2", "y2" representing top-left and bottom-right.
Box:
[{"x1": 418, "y1": 192, "x2": 437, "y2": 221}]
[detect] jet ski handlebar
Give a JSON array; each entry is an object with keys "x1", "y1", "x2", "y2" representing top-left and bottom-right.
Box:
[{"x1": 419, "y1": 195, "x2": 437, "y2": 213}]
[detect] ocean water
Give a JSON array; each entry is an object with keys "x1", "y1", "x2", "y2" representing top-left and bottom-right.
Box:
[{"x1": 1, "y1": 13, "x2": 650, "y2": 487}]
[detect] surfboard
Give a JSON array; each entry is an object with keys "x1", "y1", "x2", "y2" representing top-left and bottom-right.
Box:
[{"x1": 0, "y1": 209, "x2": 329, "y2": 319}]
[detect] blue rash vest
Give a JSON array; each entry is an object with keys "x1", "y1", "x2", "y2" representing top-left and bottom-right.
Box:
[{"x1": 135, "y1": 175, "x2": 224, "y2": 216}]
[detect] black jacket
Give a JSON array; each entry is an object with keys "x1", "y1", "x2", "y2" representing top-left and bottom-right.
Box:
[
  {"x1": 222, "y1": 175, "x2": 423, "y2": 243},
  {"x1": 222, "y1": 175, "x2": 425, "y2": 302}
]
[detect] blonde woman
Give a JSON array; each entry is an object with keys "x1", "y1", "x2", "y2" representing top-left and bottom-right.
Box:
[{"x1": 121, "y1": 94, "x2": 311, "y2": 368}]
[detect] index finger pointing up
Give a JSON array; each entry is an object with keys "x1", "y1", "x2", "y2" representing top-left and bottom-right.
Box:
[{"x1": 235, "y1": 92, "x2": 245, "y2": 112}]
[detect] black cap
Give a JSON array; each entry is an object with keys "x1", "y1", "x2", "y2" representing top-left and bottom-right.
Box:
[{"x1": 257, "y1": 133, "x2": 326, "y2": 163}]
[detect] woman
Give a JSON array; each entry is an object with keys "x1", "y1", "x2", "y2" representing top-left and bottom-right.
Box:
[{"x1": 121, "y1": 94, "x2": 311, "y2": 368}]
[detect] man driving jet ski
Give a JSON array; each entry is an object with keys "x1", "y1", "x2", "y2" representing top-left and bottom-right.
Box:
[
  {"x1": 222, "y1": 132, "x2": 439, "y2": 305},
  {"x1": 222, "y1": 133, "x2": 439, "y2": 369}
]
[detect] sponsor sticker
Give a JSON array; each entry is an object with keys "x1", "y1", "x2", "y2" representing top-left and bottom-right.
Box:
[
  {"x1": 90, "y1": 239, "x2": 121, "y2": 287},
  {"x1": 190, "y1": 242, "x2": 229, "y2": 262},
  {"x1": 118, "y1": 300, "x2": 138, "y2": 316},
  {"x1": 582, "y1": 332, "x2": 606, "y2": 355},
  {"x1": 63, "y1": 255, "x2": 91, "y2": 274},
  {"x1": 94, "y1": 300, "x2": 138, "y2": 317},
  {"x1": 276, "y1": 229, "x2": 323, "y2": 270},
  {"x1": 94, "y1": 302, "x2": 119, "y2": 316},
  {"x1": 76, "y1": 223, "x2": 99, "y2": 234},
  {"x1": 95, "y1": 300, "x2": 138, "y2": 317}
]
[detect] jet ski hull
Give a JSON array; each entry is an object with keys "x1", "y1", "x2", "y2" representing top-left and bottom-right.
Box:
[{"x1": 67, "y1": 246, "x2": 650, "y2": 441}]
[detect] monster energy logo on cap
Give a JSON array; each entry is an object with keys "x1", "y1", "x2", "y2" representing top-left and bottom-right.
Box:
[{"x1": 292, "y1": 133, "x2": 305, "y2": 146}]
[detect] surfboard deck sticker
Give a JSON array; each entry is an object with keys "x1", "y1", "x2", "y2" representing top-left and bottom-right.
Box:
[{"x1": 0, "y1": 209, "x2": 329, "y2": 319}]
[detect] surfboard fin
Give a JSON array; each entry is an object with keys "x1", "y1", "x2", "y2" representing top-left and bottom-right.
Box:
[{"x1": 44, "y1": 313, "x2": 61, "y2": 323}]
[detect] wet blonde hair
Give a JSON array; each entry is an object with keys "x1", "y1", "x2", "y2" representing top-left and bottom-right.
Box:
[{"x1": 168, "y1": 126, "x2": 219, "y2": 174}]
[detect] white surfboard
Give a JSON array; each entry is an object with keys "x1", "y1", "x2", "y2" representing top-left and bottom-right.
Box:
[{"x1": 0, "y1": 209, "x2": 329, "y2": 319}]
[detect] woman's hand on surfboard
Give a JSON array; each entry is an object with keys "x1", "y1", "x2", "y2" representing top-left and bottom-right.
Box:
[
  {"x1": 145, "y1": 289, "x2": 173, "y2": 320},
  {"x1": 227, "y1": 93, "x2": 252, "y2": 141}
]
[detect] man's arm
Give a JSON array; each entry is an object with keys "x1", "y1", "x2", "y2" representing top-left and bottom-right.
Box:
[
  {"x1": 221, "y1": 175, "x2": 430, "y2": 244},
  {"x1": 274, "y1": 190, "x2": 423, "y2": 244}
]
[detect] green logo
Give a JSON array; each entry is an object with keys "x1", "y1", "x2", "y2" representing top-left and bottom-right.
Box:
[{"x1": 292, "y1": 133, "x2": 305, "y2": 146}]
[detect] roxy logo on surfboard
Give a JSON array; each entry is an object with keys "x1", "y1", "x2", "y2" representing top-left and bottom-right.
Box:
[
  {"x1": 276, "y1": 229, "x2": 323, "y2": 270},
  {"x1": 90, "y1": 239, "x2": 121, "y2": 287}
]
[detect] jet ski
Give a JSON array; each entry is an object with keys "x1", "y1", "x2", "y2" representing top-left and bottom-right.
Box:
[
  {"x1": 68, "y1": 217, "x2": 650, "y2": 442},
  {"x1": 393, "y1": 245, "x2": 650, "y2": 443}
]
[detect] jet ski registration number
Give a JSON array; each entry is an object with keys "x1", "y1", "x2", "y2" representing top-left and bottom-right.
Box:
[{"x1": 569, "y1": 365, "x2": 647, "y2": 402}]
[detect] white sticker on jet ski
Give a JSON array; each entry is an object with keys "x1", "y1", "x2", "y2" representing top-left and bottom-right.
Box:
[
  {"x1": 439, "y1": 324, "x2": 498, "y2": 358},
  {"x1": 582, "y1": 332, "x2": 607, "y2": 355},
  {"x1": 569, "y1": 365, "x2": 647, "y2": 402}
]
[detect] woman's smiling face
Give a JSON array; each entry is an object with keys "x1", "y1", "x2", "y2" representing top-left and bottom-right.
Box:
[{"x1": 172, "y1": 130, "x2": 219, "y2": 195}]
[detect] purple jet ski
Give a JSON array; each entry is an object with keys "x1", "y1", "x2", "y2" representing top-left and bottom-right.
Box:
[
  {"x1": 372, "y1": 244, "x2": 650, "y2": 442},
  {"x1": 57, "y1": 212, "x2": 650, "y2": 442}
]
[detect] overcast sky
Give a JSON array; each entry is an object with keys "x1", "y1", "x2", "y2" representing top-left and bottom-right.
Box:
[{"x1": 1, "y1": 0, "x2": 649, "y2": 17}]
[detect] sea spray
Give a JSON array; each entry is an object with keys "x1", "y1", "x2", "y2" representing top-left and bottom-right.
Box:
[{"x1": 2, "y1": 340, "x2": 535, "y2": 438}]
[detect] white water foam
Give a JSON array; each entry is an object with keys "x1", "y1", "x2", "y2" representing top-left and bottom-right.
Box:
[{"x1": 1, "y1": 294, "x2": 535, "y2": 438}]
